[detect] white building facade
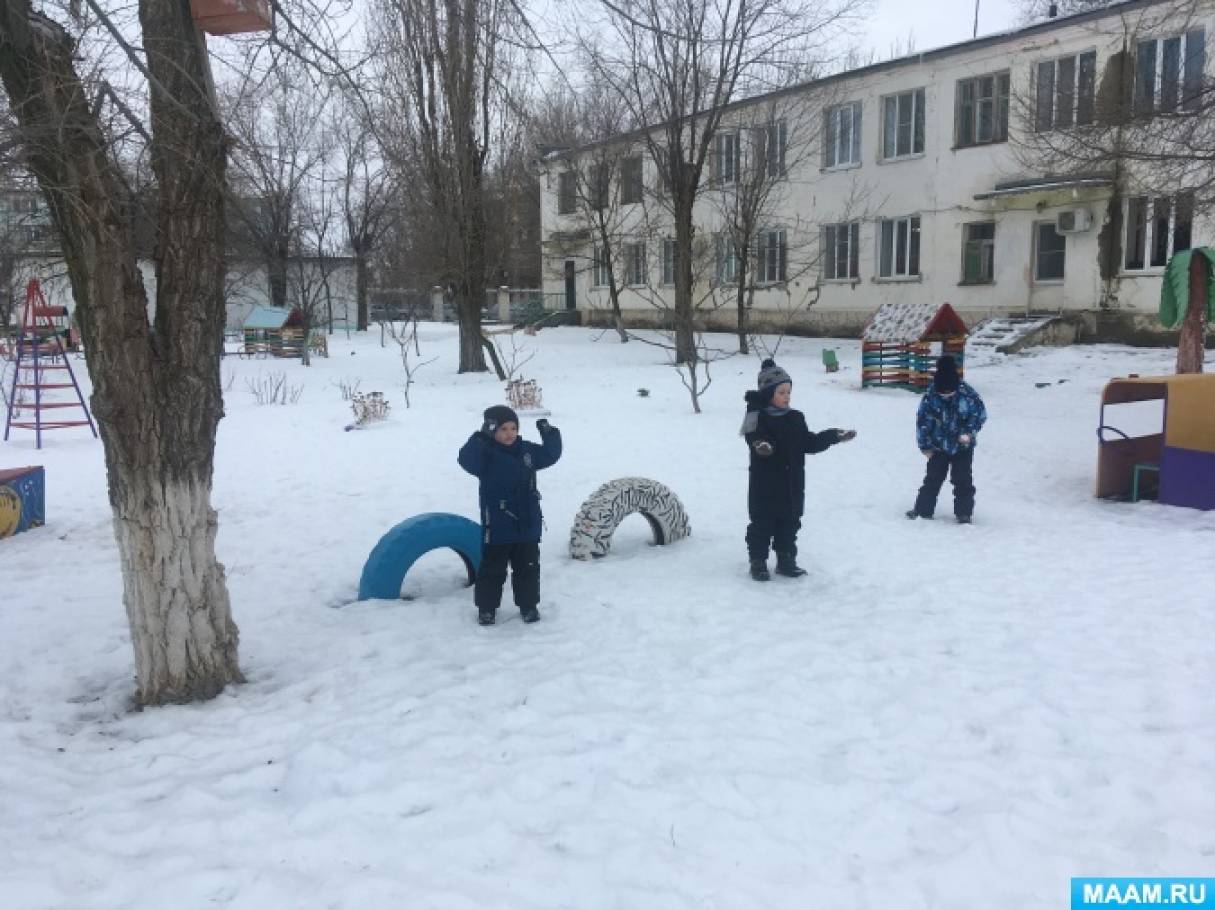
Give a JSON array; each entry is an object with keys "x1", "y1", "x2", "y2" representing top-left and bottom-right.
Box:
[{"x1": 538, "y1": 0, "x2": 1213, "y2": 342}]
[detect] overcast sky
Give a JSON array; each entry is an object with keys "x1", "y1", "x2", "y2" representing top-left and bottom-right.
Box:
[{"x1": 863, "y1": 0, "x2": 1025, "y2": 58}]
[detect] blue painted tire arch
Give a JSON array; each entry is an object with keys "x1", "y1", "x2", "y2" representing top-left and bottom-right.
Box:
[{"x1": 358, "y1": 512, "x2": 483, "y2": 601}]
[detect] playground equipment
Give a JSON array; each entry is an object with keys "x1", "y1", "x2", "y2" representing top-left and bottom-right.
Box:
[
  {"x1": 569, "y1": 478, "x2": 691, "y2": 560},
  {"x1": 0, "y1": 465, "x2": 45, "y2": 538},
  {"x1": 1096, "y1": 374, "x2": 1215, "y2": 510},
  {"x1": 821, "y1": 348, "x2": 839, "y2": 373},
  {"x1": 861, "y1": 302, "x2": 968, "y2": 390},
  {"x1": 358, "y1": 513, "x2": 483, "y2": 600},
  {"x1": 3, "y1": 279, "x2": 97, "y2": 449},
  {"x1": 241, "y1": 306, "x2": 305, "y2": 359}
]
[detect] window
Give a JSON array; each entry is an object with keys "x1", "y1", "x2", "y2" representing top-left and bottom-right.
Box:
[
  {"x1": 715, "y1": 234, "x2": 739, "y2": 284},
  {"x1": 1124, "y1": 194, "x2": 1193, "y2": 270},
  {"x1": 713, "y1": 131, "x2": 741, "y2": 184},
  {"x1": 956, "y1": 72, "x2": 1010, "y2": 146},
  {"x1": 662, "y1": 238, "x2": 678, "y2": 285},
  {"x1": 621, "y1": 156, "x2": 644, "y2": 204},
  {"x1": 961, "y1": 222, "x2": 995, "y2": 284},
  {"x1": 823, "y1": 222, "x2": 860, "y2": 280},
  {"x1": 878, "y1": 215, "x2": 921, "y2": 279},
  {"x1": 824, "y1": 102, "x2": 862, "y2": 168},
  {"x1": 1034, "y1": 222, "x2": 1066, "y2": 281},
  {"x1": 882, "y1": 89, "x2": 925, "y2": 159},
  {"x1": 1036, "y1": 52, "x2": 1097, "y2": 131},
  {"x1": 589, "y1": 164, "x2": 610, "y2": 210},
  {"x1": 758, "y1": 229, "x2": 787, "y2": 284},
  {"x1": 765, "y1": 120, "x2": 788, "y2": 178},
  {"x1": 624, "y1": 241, "x2": 647, "y2": 286},
  {"x1": 1135, "y1": 29, "x2": 1205, "y2": 114},
  {"x1": 592, "y1": 245, "x2": 611, "y2": 287},
  {"x1": 558, "y1": 171, "x2": 576, "y2": 215}
]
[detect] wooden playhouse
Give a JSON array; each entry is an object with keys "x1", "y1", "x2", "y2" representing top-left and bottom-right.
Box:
[
  {"x1": 861, "y1": 302, "x2": 968, "y2": 391},
  {"x1": 241, "y1": 306, "x2": 304, "y2": 358}
]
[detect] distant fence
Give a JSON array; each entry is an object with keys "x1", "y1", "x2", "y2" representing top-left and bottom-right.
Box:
[{"x1": 370, "y1": 287, "x2": 570, "y2": 325}]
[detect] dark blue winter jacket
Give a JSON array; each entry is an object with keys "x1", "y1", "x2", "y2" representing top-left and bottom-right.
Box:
[
  {"x1": 916, "y1": 382, "x2": 987, "y2": 455},
  {"x1": 458, "y1": 425, "x2": 562, "y2": 544}
]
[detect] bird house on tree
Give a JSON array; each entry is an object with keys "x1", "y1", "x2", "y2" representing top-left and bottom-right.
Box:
[{"x1": 190, "y1": 0, "x2": 273, "y2": 35}]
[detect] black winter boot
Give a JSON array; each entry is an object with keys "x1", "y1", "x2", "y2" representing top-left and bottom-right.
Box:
[
  {"x1": 749, "y1": 559, "x2": 770, "y2": 581},
  {"x1": 774, "y1": 552, "x2": 807, "y2": 577},
  {"x1": 520, "y1": 607, "x2": 541, "y2": 623},
  {"x1": 478, "y1": 608, "x2": 496, "y2": 626}
]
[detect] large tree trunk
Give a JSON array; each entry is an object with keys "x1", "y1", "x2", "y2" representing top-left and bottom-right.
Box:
[
  {"x1": 354, "y1": 245, "x2": 369, "y2": 331},
  {"x1": 0, "y1": 0, "x2": 242, "y2": 704},
  {"x1": 269, "y1": 238, "x2": 289, "y2": 310},
  {"x1": 1177, "y1": 252, "x2": 1207, "y2": 374},
  {"x1": 673, "y1": 193, "x2": 696, "y2": 364}
]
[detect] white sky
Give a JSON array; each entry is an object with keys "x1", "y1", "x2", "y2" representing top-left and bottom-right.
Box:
[{"x1": 863, "y1": 0, "x2": 1025, "y2": 59}]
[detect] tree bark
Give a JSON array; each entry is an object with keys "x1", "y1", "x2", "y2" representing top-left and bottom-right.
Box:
[
  {"x1": 1177, "y1": 252, "x2": 1207, "y2": 374},
  {"x1": 0, "y1": 0, "x2": 242, "y2": 704},
  {"x1": 354, "y1": 245, "x2": 369, "y2": 331}
]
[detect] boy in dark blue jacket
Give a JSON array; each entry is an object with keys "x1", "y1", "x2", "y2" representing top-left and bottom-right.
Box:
[
  {"x1": 458, "y1": 405, "x2": 562, "y2": 625},
  {"x1": 906, "y1": 355, "x2": 988, "y2": 524},
  {"x1": 742, "y1": 359, "x2": 856, "y2": 581}
]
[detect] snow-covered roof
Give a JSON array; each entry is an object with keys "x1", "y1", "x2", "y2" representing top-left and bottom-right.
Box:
[
  {"x1": 862, "y1": 302, "x2": 968, "y2": 343},
  {"x1": 242, "y1": 306, "x2": 291, "y2": 330}
]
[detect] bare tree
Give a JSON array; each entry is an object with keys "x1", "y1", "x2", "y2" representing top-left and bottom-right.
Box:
[
  {"x1": 371, "y1": 0, "x2": 531, "y2": 377},
  {"x1": 334, "y1": 89, "x2": 394, "y2": 333},
  {"x1": 0, "y1": 0, "x2": 241, "y2": 704},
  {"x1": 1011, "y1": 0, "x2": 1212, "y2": 365},
  {"x1": 579, "y1": 0, "x2": 864, "y2": 365},
  {"x1": 225, "y1": 56, "x2": 330, "y2": 312}
]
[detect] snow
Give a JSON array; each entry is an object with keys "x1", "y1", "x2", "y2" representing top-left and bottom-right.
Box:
[{"x1": 1, "y1": 326, "x2": 1213, "y2": 909}]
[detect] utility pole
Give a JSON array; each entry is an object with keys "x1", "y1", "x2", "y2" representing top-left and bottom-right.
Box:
[{"x1": 973, "y1": 0, "x2": 980, "y2": 38}]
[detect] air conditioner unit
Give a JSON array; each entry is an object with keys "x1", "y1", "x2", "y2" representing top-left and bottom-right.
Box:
[{"x1": 1056, "y1": 208, "x2": 1093, "y2": 233}]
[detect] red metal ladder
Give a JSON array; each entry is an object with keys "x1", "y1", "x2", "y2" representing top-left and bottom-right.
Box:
[{"x1": 3, "y1": 279, "x2": 98, "y2": 449}]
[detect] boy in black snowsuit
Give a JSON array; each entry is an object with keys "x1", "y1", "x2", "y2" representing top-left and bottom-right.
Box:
[
  {"x1": 741, "y1": 358, "x2": 856, "y2": 581},
  {"x1": 458, "y1": 405, "x2": 562, "y2": 625}
]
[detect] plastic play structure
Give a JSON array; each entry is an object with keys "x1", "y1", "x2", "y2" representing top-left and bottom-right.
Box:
[
  {"x1": 3, "y1": 279, "x2": 97, "y2": 449},
  {"x1": 1096, "y1": 374, "x2": 1215, "y2": 510},
  {"x1": 0, "y1": 465, "x2": 45, "y2": 539},
  {"x1": 569, "y1": 477, "x2": 691, "y2": 560},
  {"x1": 357, "y1": 512, "x2": 483, "y2": 600},
  {"x1": 861, "y1": 302, "x2": 968, "y2": 390}
]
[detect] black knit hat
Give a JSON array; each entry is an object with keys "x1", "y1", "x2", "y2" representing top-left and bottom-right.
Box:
[
  {"x1": 757, "y1": 358, "x2": 792, "y2": 392},
  {"x1": 933, "y1": 355, "x2": 960, "y2": 393},
  {"x1": 483, "y1": 404, "x2": 519, "y2": 431}
]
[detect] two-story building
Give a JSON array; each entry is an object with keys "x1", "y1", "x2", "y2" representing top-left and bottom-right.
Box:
[{"x1": 538, "y1": 0, "x2": 1212, "y2": 343}]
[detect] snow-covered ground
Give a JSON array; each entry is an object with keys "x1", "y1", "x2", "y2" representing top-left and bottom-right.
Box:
[{"x1": 1, "y1": 326, "x2": 1212, "y2": 909}]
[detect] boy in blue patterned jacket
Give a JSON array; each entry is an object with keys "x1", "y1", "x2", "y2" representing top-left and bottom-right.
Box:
[{"x1": 906, "y1": 355, "x2": 987, "y2": 524}]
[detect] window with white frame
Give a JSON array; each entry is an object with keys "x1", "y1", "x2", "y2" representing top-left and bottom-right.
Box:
[
  {"x1": 882, "y1": 89, "x2": 925, "y2": 159},
  {"x1": 1034, "y1": 222, "x2": 1066, "y2": 282},
  {"x1": 823, "y1": 222, "x2": 860, "y2": 280},
  {"x1": 1134, "y1": 28, "x2": 1205, "y2": 115},
  {"x1": 1035, "y1": 51, "x2": 1097, "y2": 131},
  {"x1": 624, "y1": 241, "x2": 647, "y2": 286},
  {"x1": 662, "y1": 238, "x2": 678, "y2": 285},
  {"x1": 592, "y1": 245, "x2": 612, "y2": 287},
  {"x1": 956, "y1": 72, "x2": 1010, "y2": 146},
  {"x1": 961, "y1": 222, "x2": 995, "y2": 284},
  {"x1": 824, "y1": 102, "x2": 862, "y2": 168},
  {"x1": 758, "y1": 229, "x2": 787, "y2": 284},
  {"x1": 620, "y1": 155, "x2": 644, "y2": 205},
  {"x1": 715, "y1": 234, "x2": 739, "y2": 284},
  {"x1": 713, "y1": 131, "x2": 741, "y2": 184},
  {"x1": 765, "y1": 120, "x2": 788, "y2": 178},
  {"x1": 1124, "y1": 194, "x2": 1193, "y2": 271},
  {"x1": 878, "y1": 215, "x2": 921, "y2": 279}
]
